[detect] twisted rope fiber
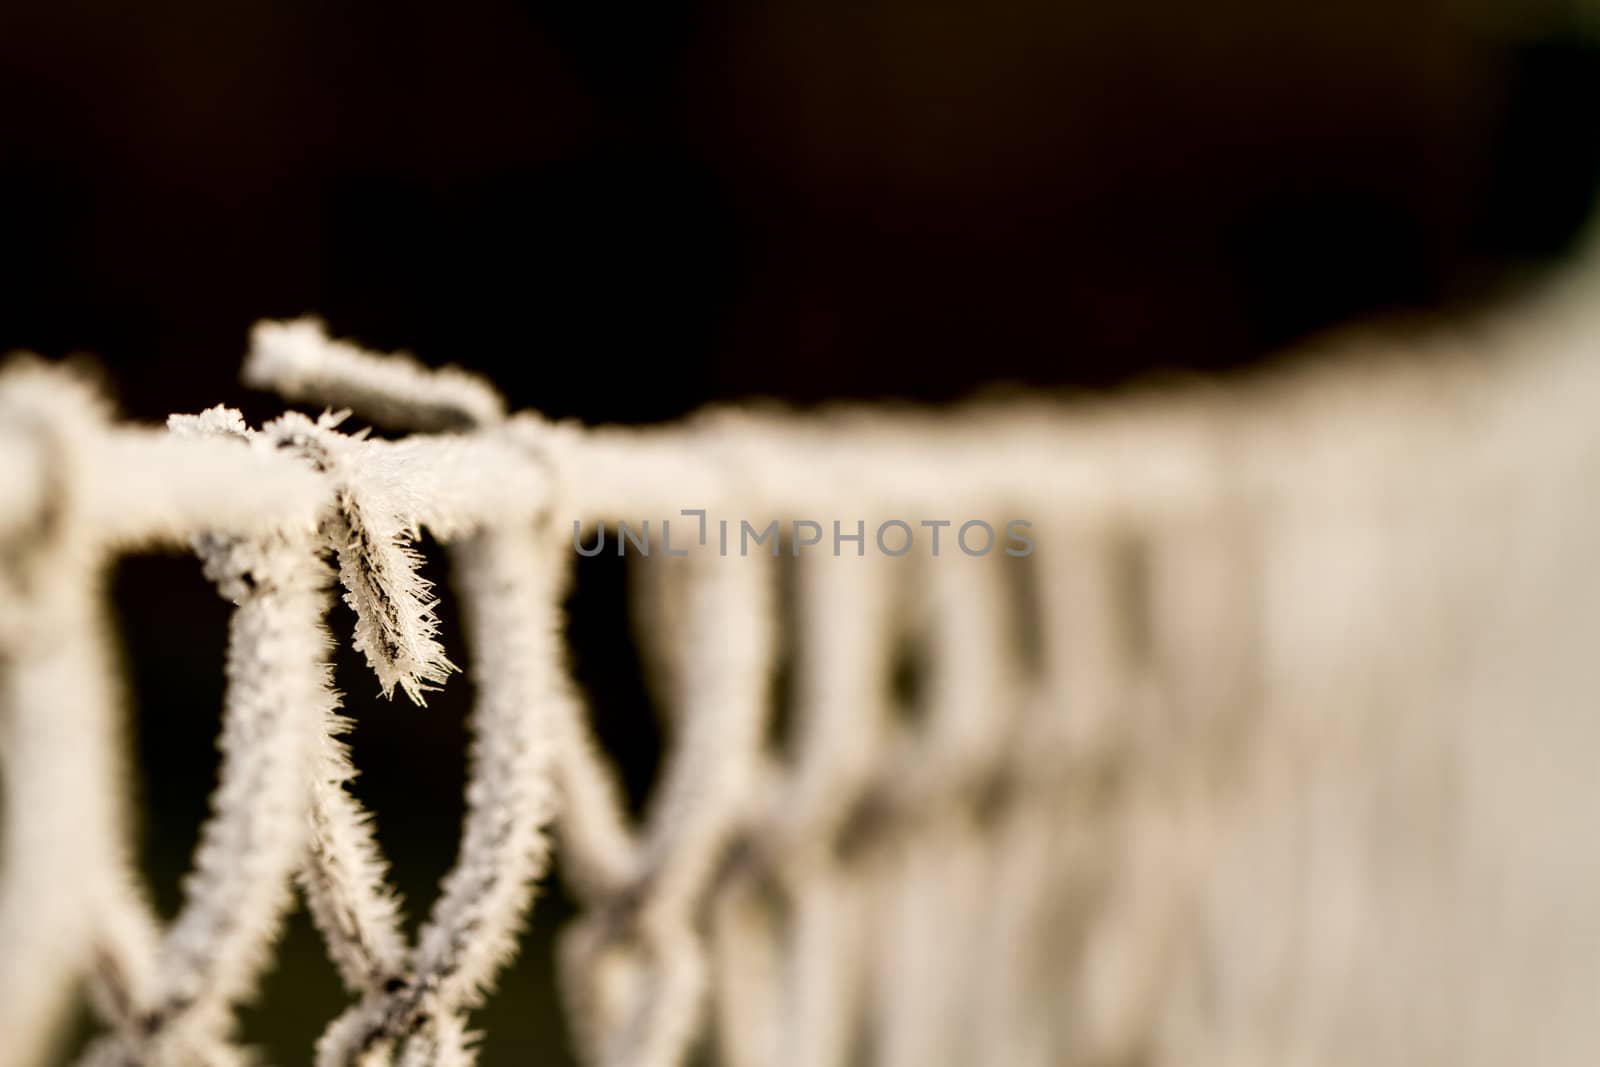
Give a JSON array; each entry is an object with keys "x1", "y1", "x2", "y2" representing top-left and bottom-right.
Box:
[{"x1": 1, "y1": 257, "x2": 1600, "y2": 1067}]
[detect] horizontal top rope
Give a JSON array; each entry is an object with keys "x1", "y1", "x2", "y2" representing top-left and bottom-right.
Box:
[
  {"x1": 3, "y1": 279, "x2": 1597, "y2": 552},
  {"x1": 0, "y1": 372, "x2": 547, "y2": 553},
  {"x1": 0, "y1": 367, "x2": 325, "y2": 550}
]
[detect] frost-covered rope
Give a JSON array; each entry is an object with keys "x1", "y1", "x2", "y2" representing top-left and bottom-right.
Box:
[
  {"x1": 0, "y1": 367, "x2": 161, "y2": 1067},
  {"x1": 0, "y1": 367, "x2": 326, "y2": 1067},
  {"x1": 232, "y1": 308, "x2": 1600, "y2": 1067},
  {"x1": 219, "y1": 363, "x2": 559, "y2": 1066},
  {"x1": 80, "y1": 422, "x2": 335, "y2": 1067},
  {"x1": 249, "y1": 321, "x2": 788, "y2": 1067},
  {"x1": 707, "y1": 549, "x2": 898, "y2": 1067},
  {"x1": 312, "y1": 520, "x2": 561, "y2": 1067},
  {"x1": 4, "y1": 271, "x2": 1600, "y2": 1067},
  {"x1": 245, "y1": 318, "x2": 505, "y2": 432}
]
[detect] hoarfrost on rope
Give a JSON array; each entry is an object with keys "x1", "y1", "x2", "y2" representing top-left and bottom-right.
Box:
[{"x1": 4, "y1": 254, "x2": 1600, "y2": 1067}]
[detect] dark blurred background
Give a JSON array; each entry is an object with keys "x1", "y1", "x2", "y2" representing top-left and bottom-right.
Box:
[{"x1": 3, "y1": 1, "x2": 1598, "y2": 1063}]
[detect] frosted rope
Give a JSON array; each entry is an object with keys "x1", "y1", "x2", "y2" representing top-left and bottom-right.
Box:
[
  {"x1": 314, "y1": 523, "x2": 560, "y2": 1067},
  {"x1": 2, "y1": 269, "x2": 1600, "y2": 1067},
  {"x1": 244, "y1": 318, "x2": 505, "y2": 432},
  {"x1": 710, "y1": 551, "x2": 899, "y2": 1067},
  {"x1": 245, "y1": 324, "x2": 784, "y2": 1067},
  {"x1": 558, "y1": 549, "x2": 776, "y2": 1067},
  {"x1": 78, "y1": 495, "x2": 334, "y2": 1067},
  {"x1": 0, "y1": 369, "x2": 328, "y2": 1067},
  {"x1": 219, "y1": 369, "x2": 561, "y2": 1067}
]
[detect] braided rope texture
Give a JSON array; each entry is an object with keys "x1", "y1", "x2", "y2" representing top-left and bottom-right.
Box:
[{"x1": 3, "y1": 263, "x2": 1600, "y2": 1067}]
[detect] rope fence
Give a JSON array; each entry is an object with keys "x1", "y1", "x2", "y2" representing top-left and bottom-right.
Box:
[{"x1": 3, "y1": 262, "x2": 1600, "y2": 1065}]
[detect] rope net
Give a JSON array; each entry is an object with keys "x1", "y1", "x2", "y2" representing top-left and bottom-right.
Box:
[{"x1": 2, "y1": 260, "x2": 1599, "y2": 1066}]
